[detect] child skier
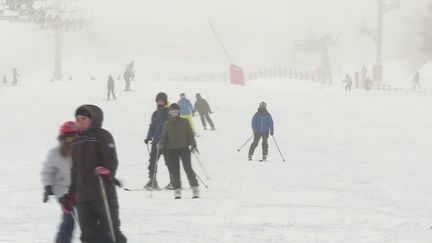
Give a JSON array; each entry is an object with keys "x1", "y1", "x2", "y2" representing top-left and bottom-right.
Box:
[
  {"x1": 41, "y1": 121, "x2": 78, "y2": 243},
  {"x1": 248, "y1": 102, "x2": 274, "y2": 162},
  {"x1": 67, "y1": 104, "x2": 127, "y2": 243},
  {"x1": 158, "y1": 103, "x2": 200, "y2": 199}
]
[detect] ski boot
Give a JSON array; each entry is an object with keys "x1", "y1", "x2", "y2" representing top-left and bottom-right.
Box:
[
  {"x1": 210, "y1": 127, "x2": 215, "y2": 130},
  {"x1": 144, "y1": 180, "x2": 161, "y2": 191},
  {"x1": 174, "y1": 189, "x2": 181, "y2": 199},
  {"x1": 260, "y1": 156, "x2": 267, "y2": 162},
  {"x1": 248, "y1": 155, "x2": 252, "y2": 161},
  {"x1": 203, "y1": 126, "x2": 207, "y2": 130},
  {"x1": 164, "y1": 182, "x2": 174, "y2": 190},
  {"x1": 192, "y1": 186, "x2": 200, "y2": 199}
]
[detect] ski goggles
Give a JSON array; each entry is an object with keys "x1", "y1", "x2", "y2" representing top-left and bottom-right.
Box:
[
  {"x1": 169, "y1": 109, "x2": 180, "y2": 115},
  {"x1": 62, "y1": 135, "x2": 75, "y2": 143}
]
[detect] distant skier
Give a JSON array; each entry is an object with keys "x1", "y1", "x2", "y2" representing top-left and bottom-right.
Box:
[
  {"x1": 342, "y1": 74, "x2": 352, "y2": 91},
  {"x1": 158, "y1": 103, "x2": 200, "y2": 199},
  {"x1": 178, "y1": 93, "x2": 195, "y2": 133},
  {"x1": 364, "y1": 77, "x2": 372, "y2": 91},
  {"x1": 194, "y1": 93, "x2": 215, "y2": 130},
  {"x1": 123, "y1": 67, "x2": 132, "y2": 91},
  {"x1": 361, "y1": 66, "x2": 368, "y2": 82},
  {"x1": 144, "y1": 92, "x2": 173, "y2": 190},
  {"x1": 12, "y1": 68, "x2": 19, "y2": 86},
  {"x1": 41, "y1": 121, "x2": 78, "y2": 243},
  {"x1": 126, "y1": 60, "x2": 135, "y2": 81},
  {"x1": 68, "y1": 105, "x2": 127, "y2": 243},
  {"x1": 107, "y1": 75, "x2": 117, "y2": 100},
  {"x1": 248, "y1": 102, "x2": 274, "y2": 162},
  {"x1": 412, "y1": 70, "x2": 421, "y2": 91}
]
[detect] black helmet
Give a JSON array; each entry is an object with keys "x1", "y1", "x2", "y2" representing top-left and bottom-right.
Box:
[{"x1": 155, "y1": 92, "x2": 168, "y2": 102}]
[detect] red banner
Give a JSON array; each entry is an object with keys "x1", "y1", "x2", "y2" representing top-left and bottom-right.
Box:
[{"x1": 230, "y1": 64, "x2": 245, "y2": 85}]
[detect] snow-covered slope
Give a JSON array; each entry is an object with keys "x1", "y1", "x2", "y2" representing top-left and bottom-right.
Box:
[{"x1": 0, "y1": 73, "x2": 432, "y2": 243}]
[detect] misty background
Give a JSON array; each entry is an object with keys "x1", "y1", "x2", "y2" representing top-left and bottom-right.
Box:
[{"x1": 0, "y1": 0, "x2": 430, "y2": 81}]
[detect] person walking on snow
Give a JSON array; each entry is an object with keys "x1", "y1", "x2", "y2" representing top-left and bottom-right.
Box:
[
  {"x1": 158, "y1": 103, "x2": 200, "y2": 199},
  {"x1": 144, "y1": 92, "x2": 173, "y2": 190},
  {"x1": 67, "y1": 105, "x2": 127, "y2": 243},
  {"x1": 178, "y1": 93, "x2": 195, "y2": 133},
  {"x1": 12, "y1": 67, "x2": 19, "y2": 86},
  {"x1": 412, "y1": 70, "x2": 421, "y2": 91},
  {"x1": 248, "y1": 102, "x2": 274, "y2": 162},
  {"x1": 107, "y1": 75, "x2": 117, "y2": 100},
  {"x1": 342, "y1": 74, "x2": 352, "y2": 91},
  {"x1": 194, "y1": 93, "x2": 215, "y2": 130},
  {"x1": 41, "y1": 121, "x2": 78, "y2": 243}
]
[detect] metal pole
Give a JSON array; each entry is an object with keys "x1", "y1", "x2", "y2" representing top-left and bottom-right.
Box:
[
  {"x1": 208, "y1": 23, "x2": 234, "y2": 64},
  {"x1": 271, "y1": 135, "x2": 286, "y2": 162},
  {"x1": 150, "y1": 147, "x2": 161, "y2": 198},
  {"x1": 192, "y1": 152, "x2": 210, "y2": 180},
  {"x1": 237, "y1": 134, "x2": 254, "y2": 152},
  {"x1": 97, "y1": 175, "x2": 116, "y2": 242}
]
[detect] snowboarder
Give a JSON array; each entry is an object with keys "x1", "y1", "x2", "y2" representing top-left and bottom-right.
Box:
[
  {"x1": 178, "y1": 93, "x2": 195, "y2": 133},
  {"x1": 144, "y1": 92, "x2": 173, "y2": 190},
  {"x1": 67, "y1": 105, "x2": 127, "y2": 243},
  {"x1": 342, "y1": 74, "x2": 352, "y2": 91},
  {"x1": 194, "y1": 93, "x2": 215, "y2": 130},
  {"x1": 107, "y1": 75, "x2": 116, "y2": 100},
  {"x1": 248, "y1": 102, "x2": 274, "y2": 162},
  {"x1": 41, "y1": 121, "x2": 78, "y2": 243},
  {"x1": 412, "y1": 70, "x2": 421, "y2": 91},
  {"x1": 158, "y1": 103, "x2": 200, "y2": 199},
  {"x1": 12, "y1": 68, "x2": 19, "y2": 86}
]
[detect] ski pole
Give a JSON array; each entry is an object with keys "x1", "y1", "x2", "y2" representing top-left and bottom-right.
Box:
[
  {"x1": 194, "y1": 171, "x2": 209, "y2": 189},
  {"x1": 192, "y1": 152, "x2": 210, "y2": 180},
  {"x1": 145, "y1": 142, "x2": 151, "y2": 156},
  {"x1": 97, "y1": 174, "x2": 116, "y2": 242},
  {"x1": 237, "y1": 134, "x2": 254, "y2": 152},
  {"x1": 71, "y1": 207, "x2": 81, "y2": 232},
  {"x1": 150, "y1": 147, "x2": 161, "y2": 198},
  {"x1": 271, "y1": 135, "x2": 286, "y2": 162}
]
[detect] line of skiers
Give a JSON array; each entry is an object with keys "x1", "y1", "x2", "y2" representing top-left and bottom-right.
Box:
[
  {"x1": 2, "y1": 68, "x2": 19, "y2": 86},
  {"x1": 40, "y1": 92, "x2": 275, "y2": 243}
]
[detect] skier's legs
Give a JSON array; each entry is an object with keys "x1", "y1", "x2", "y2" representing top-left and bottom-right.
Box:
[
  {"x1": 262, "y1": 134, "x2": 269, "y2": 156},
  {"x1": 199, "y1": 114, "x2": 207, "y2": 128},
  {"x1": 55, "y1": 208, "x2": 75, "y2": 243},
  {"x1": 92, "y1": 199, "x2": 127, "y2": 243},
  {"x1": 166, "y1": 149, "x2": 181, "y2": 190},
  {"x1": 248, "y1": 133, "x2": 261, "y2": 156},
  {"x1": 112, "y1": 91, "x2": 116, "y2": 99},
  {"x1": 204, "y1": 113, "x2": 214, "y2": 128},
  {"x1": 77, "y1": 201, "x2": 100, "y2": 243},
  {"x1": 147, "y1": 144, "x2": 158, "y2": 180},
  {"x1": 179, "y1": 147, "x2": 198, "y2": 187}
]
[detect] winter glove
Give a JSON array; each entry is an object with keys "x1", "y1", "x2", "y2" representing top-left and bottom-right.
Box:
[
  {"x1": 43, "y1": 185, "x2": 53, "y2": 203},
  {"x1": 95, "y1": 166, "x2": 111, "y2": 177},
  {"x1": 270, "y1": 132, "x2": 274, "y2": 136},
  {"x1": 59, "y1": 193, "x2": 76, "y2": 213},
  {"x1": 156, "y1": 143, "x2": 164, "y2": 150},
  {"x1": 190, "y1": 145, "x2": 198, "y2": 153},
  {"x1": 144, "y1": 138, "x2": 152, "y2": 144}
]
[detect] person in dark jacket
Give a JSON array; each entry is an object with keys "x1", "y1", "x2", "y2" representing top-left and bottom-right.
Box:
[
  {"x1": 194, "y1": 93, "x2": 215, "y2": 130},
  {"x1": 158, "y1": 103, "x2": 199, "y2": 199},
  {"x1": 248, "y1": 102, "x2": 274, "y2": 161},
  {"x1": 68, "y1": 104, "x2": 127, "y2": 243},
  {"x1": 107, "y1": 75, "x2": 116, "y2": 100},
  {"x1": 123, "y1": 69, "x2": 132, "y2": 91},
  {"x1": 41, "y1": 121, "x2": 78, "y2": 243},
  {"x1": 144, "y1": 92, "x2": 172, "y2": 190}
]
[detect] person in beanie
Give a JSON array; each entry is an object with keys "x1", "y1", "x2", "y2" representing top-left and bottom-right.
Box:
[
  {"x1": 41, "y1": 121, "x2": 78, "y2": 243},
  {"x1": 194, "y1": 93, "x2": 215, "y2": 130},
  {"x1": 248, "y1": 102, "x2": 274, "y2": 162},
  {"x1": 107, "y1": 75, "x2": 116, "y2": 100},
  {"x1": 158, "y1": 103, "x2": 200, "y2": 199},
  {"x1": 144, "y1": 92, "x2": 173, "y2": 190},
  {"x1": 178, "y1": 93, "x2": 195, "y2": 133},
  {"x1": 67, "y1": 104, "x2": 127, "y2": 243}
]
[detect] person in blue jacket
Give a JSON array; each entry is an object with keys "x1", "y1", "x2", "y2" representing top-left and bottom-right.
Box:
[
  {"x1": 178, "y1": 93, "x2": 195, "y2": 132},
  {"x1": 248, "y1": 102, "x2": 274, "y2": 161}
]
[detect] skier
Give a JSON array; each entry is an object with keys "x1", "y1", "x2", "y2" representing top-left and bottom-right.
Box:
[
  {"x1": 41, "y1": 121, "x2": 78, "y2": 243},
  {"x1": 412, "y1": 70, "x2": 421, "y2": 91},
  {"x1": 193, "y1": 93, "x2": 215, "y2": 130},
  {"x1": 178, "y1": 93, "x2": 195, "y2": 132},
  {"x1": 364, "y1": 77, "x2": 372, "y2": 91},
  {"x1": 248, "y1": 102, "x2": 274, "y2": 162},
  {"x1": 123, "y1": 68, "x2": 132, "y2": 91},
  {"x1": 158, "y1": 103, "x2": 200, "y2": 199},
  {"x1": 126, "y1": 61, "x2": 135, "y2": 81},
  {"x1": 144, "y1": 92, "x2": 173, "y2": 190},
  {"x1": 12, "y1": 68, "x2": 19, "y2": 86},
  {"x1": 342, "y1": 74, "x2": 352, "y2": 91},
  {"x1": 67, "y1": 104, "x2": 127, "y2": 243},
  {"x1": 107, "y1": 75, "x2": 116, "y2": 100},
  {"x1": 361, "y1": 66, "x2": 368, "y2": 82},
  {"x1": 3, "y1": 75, "x2": 8, "y2": 85}
]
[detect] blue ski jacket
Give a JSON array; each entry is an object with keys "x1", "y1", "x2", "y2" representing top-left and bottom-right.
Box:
[
  {"x1": 178, "y1": 98, "x2": 194, "y2": 116},
  {"x1": 251, "y1": 111, "x2": 274, "y2": 135}
]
